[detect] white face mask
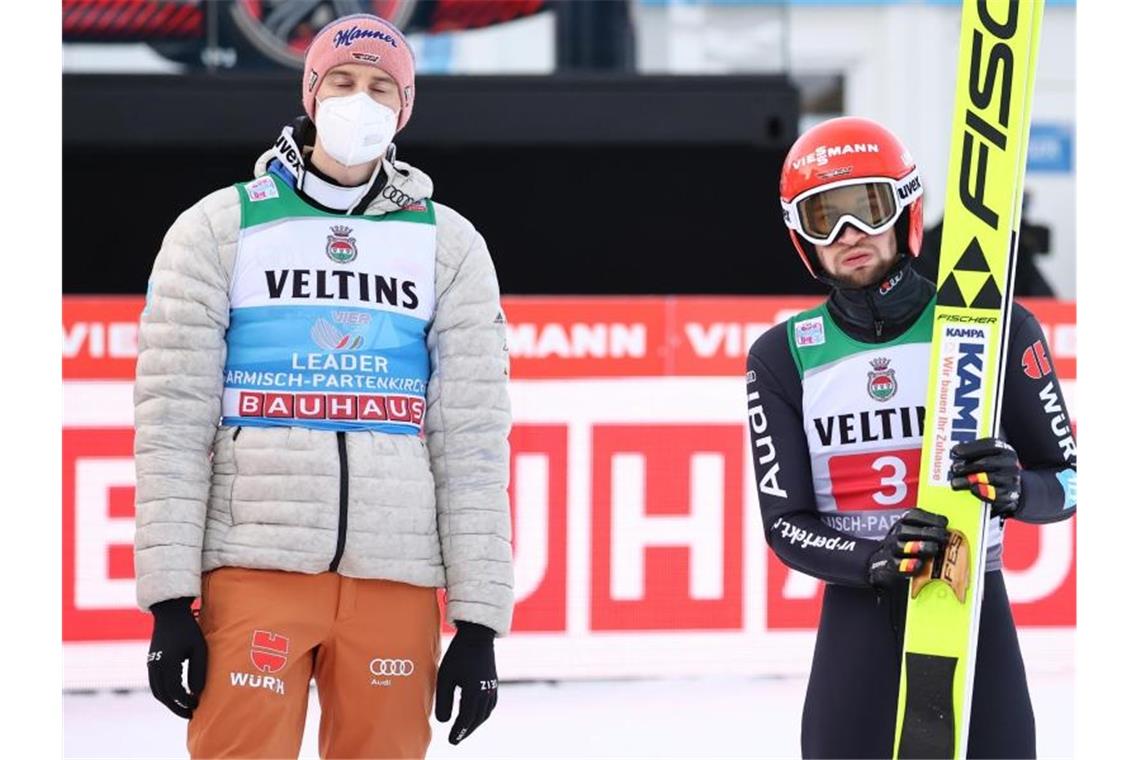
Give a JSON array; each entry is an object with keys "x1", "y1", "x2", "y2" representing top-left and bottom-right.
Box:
[{"x1": 315, "y1": 91, "x2": 398, "y2": 167}]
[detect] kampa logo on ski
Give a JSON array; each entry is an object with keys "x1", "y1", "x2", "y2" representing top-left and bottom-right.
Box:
[
  {"x1": 867, "y1": 357, "x2": 898, "y2": 402},
  {"x1": 947, "y1": 327, "x2": 986, "y2": 339},
  {"x1": 327, "y1": 225, "x2": 358, "y2": 264},
  {"x1": 951, "y1": 341, "x2": 986, "y2": 445}
]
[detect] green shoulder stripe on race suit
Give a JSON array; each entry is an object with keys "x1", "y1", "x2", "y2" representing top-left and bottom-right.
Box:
[
  {"x1": 786, "y1": 300, "x2": 935, "y2": 378},
  {"x1": 223, "y1": 173, "x2": 438, "y2": 434},
  {"x1": 784, "y1": 300, "x2": 1002, "y2": 567},
  {"x1": 239, "y1": 173, "x2": 438, "y2": 227}
]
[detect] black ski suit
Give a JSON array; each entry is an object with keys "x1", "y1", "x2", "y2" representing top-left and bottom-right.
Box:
[{"x1": 745, "y1": 260, "x2": 1076, "y2": 759}]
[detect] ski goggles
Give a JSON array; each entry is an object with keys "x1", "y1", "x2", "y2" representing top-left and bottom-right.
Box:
[{"x1": 781, "y1": 168, "x2": 922, "y2": 246}]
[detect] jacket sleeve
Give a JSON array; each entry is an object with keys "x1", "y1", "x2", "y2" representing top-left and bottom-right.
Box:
[
  {"x1": 133, "y1": 192, "x2": 233, "y2": 611},
  {"x1": 1000, "y1": 303, "x2": 1077, "y2": 523},
  {"x1": 746, "y1": 326, "x2": 880, "y2": 587},
  {"x1": 425, "y1": 207, "x2": 514, "y2": 636}
]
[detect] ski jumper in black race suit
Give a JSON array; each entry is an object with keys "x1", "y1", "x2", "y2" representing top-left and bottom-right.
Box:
[{"x1": 749, "y1": 117, "x2": 1077, "y2": 759}]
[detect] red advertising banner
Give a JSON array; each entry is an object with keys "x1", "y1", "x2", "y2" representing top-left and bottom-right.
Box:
[
  {"x1": 63, "y1": 296, "x2": 1075, "y2": 380},
  {"x1": 62, "y1": 296, "x2": 1076, "y2": 665}
]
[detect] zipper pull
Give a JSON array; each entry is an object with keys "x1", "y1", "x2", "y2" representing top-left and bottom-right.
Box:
[{"x1": 875, "y1": 320, "x2": 884, "y2": 338}]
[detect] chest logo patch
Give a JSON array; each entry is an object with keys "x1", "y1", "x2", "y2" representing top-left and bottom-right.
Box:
[
  {"x1": 245, "y1": 176, "x2": 279, "y2": 202},
  {"x1": 326, "y1": 225, "x2": 359, "y2": 264},
  {"x1": 867, "y1": 357, "x2": 898, "y2": 402},
  {"x1": 795, "y1": 316, "x2": 826, "y2": 347}
]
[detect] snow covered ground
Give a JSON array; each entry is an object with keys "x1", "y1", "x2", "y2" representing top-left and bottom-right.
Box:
[{"x1": 64, "y1": 670, "x2": 1073, "y2": 759}]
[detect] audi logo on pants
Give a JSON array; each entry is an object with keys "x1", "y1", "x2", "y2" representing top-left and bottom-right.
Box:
[{"x1": 369, "y1": 659, "x2": 415, "y2": 677}]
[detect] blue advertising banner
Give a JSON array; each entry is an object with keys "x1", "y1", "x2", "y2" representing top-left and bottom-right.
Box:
[{"x1": 1027, "y1": 124, "x2": 1075, "y2": 173}]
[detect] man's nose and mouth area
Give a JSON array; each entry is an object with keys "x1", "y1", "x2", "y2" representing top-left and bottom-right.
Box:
[{"x1": 834, "y1": 232, "x2": 877, "y2": 268}]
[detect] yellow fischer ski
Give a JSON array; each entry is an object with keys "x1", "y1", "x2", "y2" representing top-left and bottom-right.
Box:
[{"x1": 893, "y1": 2, "x2": 1044, "y2": 758}]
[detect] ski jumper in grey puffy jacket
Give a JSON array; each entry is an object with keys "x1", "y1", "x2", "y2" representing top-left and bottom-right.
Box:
[{"x1": 133, "y1": 123, "x2": 514, "y2": 635}]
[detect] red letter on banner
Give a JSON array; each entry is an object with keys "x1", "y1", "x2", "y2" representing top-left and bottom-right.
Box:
[
  {"x1": 264, "y1": 393, "x2": 294, "y2": 418},
  {"x1": 507, "y1": 424, "x2": 569, "y2": 632},
  {"x1": 295, "y1": 394, "x2": 326, "y2": 419},
  {"x1": 409, "y1": 398, "x2": 425, "y2": 426},
  {"x1": 590, "y1": 424, "x2": 743, "y2": 631},
  {"x1": 359, "y1": 395, "x2": 387, "y2": 421},
  {"x1": 1004, "y1": 519, "x2": 1076, "y2": 626},
  {"x1": 63, "y1": 427, "x2": 151, "y2": 642},
  {"x1": 239, "y1": 392, "x2": 264, "y2": 417},
  {"x1": 386, "y1": 396, "x2": 413, "y2": 422},
  {"x1": 327, "y1": 394, "x2": 357, "y2": 419}
]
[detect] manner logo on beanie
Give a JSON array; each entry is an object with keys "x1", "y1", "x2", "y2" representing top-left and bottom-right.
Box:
[
  {"x1": 302, "y1": 13, "x2": 416, "y2": 131},
  {"x1": 332, "y1": 24, "x2": 400, "y2": 49}
]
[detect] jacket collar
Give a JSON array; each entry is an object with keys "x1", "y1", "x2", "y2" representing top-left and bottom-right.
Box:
[
  {"x1": 825, "y1": 257, "x2": 935, "y2": 342},
  {"x1": 253, "y1": 116, "x2": 434, "y2": 216}
]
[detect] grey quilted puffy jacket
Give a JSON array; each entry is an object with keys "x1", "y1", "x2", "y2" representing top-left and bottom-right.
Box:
[{"x1": 133, "y1": 146, "x2": 514, "y2": 635}]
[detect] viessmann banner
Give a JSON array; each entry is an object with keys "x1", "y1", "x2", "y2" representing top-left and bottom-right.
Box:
[{"x1": 62, "y1": 296, "x2": 1076, "y2": 689}]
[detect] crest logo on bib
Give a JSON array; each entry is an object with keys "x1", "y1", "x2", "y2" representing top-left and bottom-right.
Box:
[
  {"x1": 326, "y1": 225, "x2": 358, "y2": 264},
  {"x1": 867, "y1": 357, "x2": 898, "y2": 402}
]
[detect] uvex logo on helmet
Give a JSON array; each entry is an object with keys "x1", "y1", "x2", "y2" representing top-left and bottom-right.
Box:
[{"x1": 897, "y1": 176, "x2": 922, "y2": 201}]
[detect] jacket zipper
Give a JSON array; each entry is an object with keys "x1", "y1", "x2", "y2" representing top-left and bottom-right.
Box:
[
  {"x1": 864, "y1": 290, "x2": 885, "y2": 339},
  {"x1": 329, "y1": 431, "x2": 349, "y2": 571}
]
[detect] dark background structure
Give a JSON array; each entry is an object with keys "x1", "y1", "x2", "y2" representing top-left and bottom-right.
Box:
[{"x1": 63, "y1": 72, "x2": 806, "y2": 296}]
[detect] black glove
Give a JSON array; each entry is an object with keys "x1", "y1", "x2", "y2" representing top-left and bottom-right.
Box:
[
  {"x1": 434, "y1": 621, "x2": 499, "y2": 745},
  {"x1": 867, "y1": 508, "x2": 951, "y2": 588},
  {"x1": 949, "y1": 437, "x2": 1022, "y2": 518},
  {"x1": 146, "y1": 597, "x2": 208, "y2": 719}
]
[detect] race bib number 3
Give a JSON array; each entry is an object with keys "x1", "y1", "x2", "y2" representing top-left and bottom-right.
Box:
[{"x1": 828, "y1": 448, "x2": 921, "y2": 512}]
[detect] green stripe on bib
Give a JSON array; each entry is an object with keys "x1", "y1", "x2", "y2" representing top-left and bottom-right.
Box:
[
  {"x1": 237, "y1": 173, "x2": 437, "y2": 229},
  {"x1": 786, "y1": 299, "x2": 935, "y2": 379}
]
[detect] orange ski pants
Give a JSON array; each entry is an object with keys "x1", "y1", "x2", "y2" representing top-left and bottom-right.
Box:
[{"x1": 187, "y1": 567, "x2": 441, "y2": 759}]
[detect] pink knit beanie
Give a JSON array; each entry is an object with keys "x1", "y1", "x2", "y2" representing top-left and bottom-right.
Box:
[{"x1": 302, "y1": 14, "x2": 416, "y2": 132}]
